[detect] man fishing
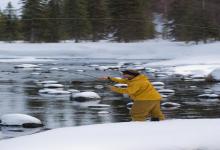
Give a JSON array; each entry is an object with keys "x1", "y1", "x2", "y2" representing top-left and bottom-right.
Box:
[{"x1": 101, "y1": 69, "x2": 165, "y2": 121}]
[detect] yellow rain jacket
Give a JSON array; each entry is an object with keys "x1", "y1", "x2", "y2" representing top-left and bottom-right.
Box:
[{"x1": 109, "y1": 74, "x2": 162, "y2": 101}]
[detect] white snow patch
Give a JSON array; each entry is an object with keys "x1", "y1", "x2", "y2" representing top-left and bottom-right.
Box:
[
  {"x1": 158, "y1": 89, "x2": 175, "y2": 94},
  {"x1": 0, "y1": 114, "x2": 42, "y2": 126},
  {"x1": 0, "y1": 119, "x2": 220, "y2": 150},
  {"x1": 14, "y1": 64, "x2": 40, "y2": 69},
  {"x1": 88, "y1": 104, "x2": 111, "y2": 110},
  {"x1": 43, "y1": 84, "x2": 64, "y2": 88},
  {"x1": 94, "y1": 85, "x2": 104, "y2": 89},
  {"x1": 72, "y1": 92, "x2": 101, "y2": 99},
  {"x1": 39, "y1": 89, "x2": 71, "y2": 95},
  {"x1": 161, "y1": 102, "x2": 181, "y2": 109},
  {"x1": 37, "y1": 80, "x2": 59, "y2": 84},
  {"x1": 197, "y1": 94, "x2": 219, "y2": 99},
  {"x1": 114, "y1": 84, "x2": 128, "y2": 88},
  {"x1": 152, "y1": 82, "x2": 165, "y2": 86},
  {"x1": 209, "y1": 68, "x2": 220, "y2": 81},
  {"x1": 68, "y1": 89, "x2": 80, "y2": 93}
]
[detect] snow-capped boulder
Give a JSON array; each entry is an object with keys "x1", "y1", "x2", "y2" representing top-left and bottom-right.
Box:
[
  {"x1": 49, "y1": 67, "x2": 68, "y2": 71},
  {"x1": 161, "y1": 94, "x2": 168, "y2": 98},
  {"x1": 97, "y1": 111, "x2": 110, "y2": 114},
  {"x1": 191, "y1": 74, "x2": 205, "y2": 80},
  {"x1": 197, "y1": 94, "x2": 219, "y2": 99},
  {"x1": 88, "y1": 104, "x2": 111, "y2": 110},
  {"x1": 152, "y1": 82, "x2": 165, "y2": 90},
  {"x1": 39, "y1": 88, "x2": 71, "y2": 96},
  {"x1": 14, "y1": 64, "x2": 40, "y2": 69},
  {"x1": 68, "y1": 89, "x2": 80, "y2": 94},
  {"x1": 30, "y1": 72, "x2": 41, "y2": 75},
  {"x1": 114, "y1": 84, "x2": 128, "y2": 88},
  {"x1": 190, "y1": 86, "x2": 197, "y2": 89},
  {"x1": 161, "y1": 102, "x2": 181, "y2": 108},
  {"x1": 206, "y1": 68, "x2": 220, "y2": 82},
  {"x1": 95, "y1": 65, "x2": 121, "y2": 71},
  {"x1": 71, "y1": 92, "x2": 101, "y2": 102},
  {"x1": 76, "y1": 69, "x2": 85, "y2": 72},
  {"x1": 88, "y1": 64, "x2": 99, "y2": 67},
  {"x1": 37, "y1": 80, "x2": 59, "y2": 84},
  {"x1": 94, "y1": 85, "x2": 104, "y2": 89},
  {"x1": 152, "y1": 82, "x2": 165, "y2": 86},
  {"x1": 43, "y1": 84, "x2": 64, "y2": 88},
  {"x1": 95, "y1": 66, "x2": 109, "y2": 71},
  {"x1": 158, "y1": 89, "x2": 175, "y2": 94},
  {"x1": 0, "y1": 114, "x2": 43, "y2": 128},
  {"x1": 204, "y1": 89, "x2": 213, "y2": 94},
  {"x1": 126, "y1": 102, "x2": 133, "y2": 110}
]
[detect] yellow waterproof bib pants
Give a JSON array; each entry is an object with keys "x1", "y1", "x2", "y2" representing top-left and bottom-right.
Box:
[{"x1": 130, "y1": 100, "x2": 165, "y2": 121}]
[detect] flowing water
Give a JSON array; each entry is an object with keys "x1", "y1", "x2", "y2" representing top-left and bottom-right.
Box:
[{"x1": 0, "y1": 58, "x2": 220, "y2": 139}]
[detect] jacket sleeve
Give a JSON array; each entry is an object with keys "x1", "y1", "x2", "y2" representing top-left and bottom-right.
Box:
[
  {"x1": 109, "y1": 77, "x2": 128, "y2": 84},
  {"x1": 111, "y1": 84, "x2": 139, "y2": 95}
]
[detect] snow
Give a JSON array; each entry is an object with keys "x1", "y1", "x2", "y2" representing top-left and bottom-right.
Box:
[
  {"x1": 88, "y1": 104, "x2": 111, "y2": 110},
  {"x1": 152, "y1": 82, "x2": 165, "y2": 86},
  {"x1": 43, "y1": 84, "x2": 64, "y2": 88},
  {"x1": 0, "y1": 114, "x2": 42, "y2": 126},
  {"x1": 14, "y1": 64, "x2": 40, "y2": 68},
  {"x1": 161, "y1": 102, "x2": 181, "y2": 108},
  {"x1": 0, "y1": 40, "x2": 218, "y2": 61},
  {"x1": 0, "y1": 39, "x2": 220, "y2": 78},
  {"x1": 67, "y1": 89, "x2": 80, "y2": 93},
  {"x1": 114, "y1": 83, "x2": 128, "y2": 88},
  {"x1": 0, "y1": 119, "x2": 220, "y2": 150},
  {"x1": 197, "y1": 94, "x2": 219, "y2": 99},
  {"x1": 158, "y1": 89, "x2": 175, "y2": 94},
  {"x1": 36, "y1": 80, "x2": 59, "y2": 84},
  {"x1": 172, "y1": 64, "x2": 219, "y2": 77},
  {"x1": 209, "y1": 68, "x2": 220, "y2": 81},
  {"x1": 72, "y1": 92, "x2": 101, "y2": 99},
  {"x1": 94, "y1": 85, "x2": 104, "y2": 89},
  {"x1": 39, "y1": 88, "x2": 71, "y2": 95}
]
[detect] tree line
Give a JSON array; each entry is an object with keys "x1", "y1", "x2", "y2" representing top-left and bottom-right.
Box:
[{"x1": 0, "y1": 0, "x2": 220, "y2": 43}]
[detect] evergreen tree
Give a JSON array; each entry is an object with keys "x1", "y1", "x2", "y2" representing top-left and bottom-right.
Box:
[
  {"x1": 109, "y1": 0, "x2": 154, "y2": 42},
  {"x1": 44, "y1": 0, "x2": 62, "y2": 42},
  {"x1": 63, "y1": 0, "x2": 91, "y2": 42},
  {"x1": 1, "y1": 2, "x2": 20, "y2": 42},
  {"x1": 0, "y1": 10, "x2": 6, "y2": 40},
  {"x1": 87, "y1": 0, "x2": 109, "y2": 41},
  {"x1": 167, "y1": 0, "x2": 220, "y2": 43},
  {"x1": 21, "y1": 0, "x2": 48, "y2": 42}
]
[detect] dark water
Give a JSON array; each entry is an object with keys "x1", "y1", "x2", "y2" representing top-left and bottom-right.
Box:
[{"x1": 0, "y1": 58, "x2": 220, "y2": 139}]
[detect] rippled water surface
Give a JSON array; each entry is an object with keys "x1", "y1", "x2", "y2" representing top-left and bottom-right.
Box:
[{"x1": 0, "y1": 58, "x2": 220, "y2": 139}]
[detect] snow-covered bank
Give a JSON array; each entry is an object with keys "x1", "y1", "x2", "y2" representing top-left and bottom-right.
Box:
[
  {"x1": 0, "y1": 40, "x2": 219, "y2": 61},
  {"x1": 0, "y1": 119, "x2": 220, "y2": 150},
  {"x1": 1, "y1": 39, "x2": 220, "y2": 78}
]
